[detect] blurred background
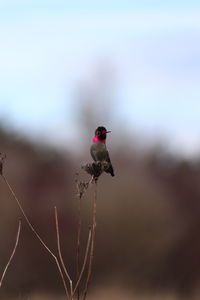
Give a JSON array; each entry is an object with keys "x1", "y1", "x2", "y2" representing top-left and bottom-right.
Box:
[{"x1": 0, "y1": 0, "x2": 200, "y2": 299}]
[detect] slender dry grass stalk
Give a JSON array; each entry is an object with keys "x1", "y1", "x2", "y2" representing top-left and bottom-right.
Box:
[
  {"x1": 0, "y1": 220, "x2": 21, "y2": 288},
  {"x1": 75, "y1": 173, "x2": 94, "y2": 300},
  {"x1": 82, "y1": 181, "x2": 98, "y2": 300},
  {"x1": 76, "y1": 196, "x2": 82, "y2": 300},
  {"x1": 54, "y1": 206, "x2": 73, "y2": 298},
  {"x1": 73, "y1": 227, "x2": 92, "y2": 297},
  {"x1": 1, "y1": 174, "x2": 69, "y2": 299}
]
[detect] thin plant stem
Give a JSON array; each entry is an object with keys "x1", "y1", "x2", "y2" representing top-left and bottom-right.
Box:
[
  {"x1": 82, "y1": 181, "x2": 97, "y2": 300},
  {"x1": 0, "y1": 220, "x2": 21, "y2": 288},
  {"x1": 76, "y1": 196, "x2": 82, "y2": 300},
  {"x1": 1, "y1": 174, "x2": 69, "y2": 299},
  {"x1": 73, "y1": 228, "x2": 92, "y2": 297},
  {"x1": 54, "y1": 206, "x2": 73, "y2": 298}
]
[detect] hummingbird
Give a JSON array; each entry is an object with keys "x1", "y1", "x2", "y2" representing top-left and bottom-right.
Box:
[{"x1": 90, "y1": 126, "x2": 114, "y2": 177}]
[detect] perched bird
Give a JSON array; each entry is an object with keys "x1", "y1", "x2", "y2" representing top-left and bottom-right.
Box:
[{"x1": 90, "y1": 126, "x2": 114, "y2": 177}]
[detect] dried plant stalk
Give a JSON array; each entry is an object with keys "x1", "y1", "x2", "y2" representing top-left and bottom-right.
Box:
[
  {"x1": 73, "y1": 228, "x2": 92, "y2": 297},
  {"x1": 0, "y1": 220, "x2": 21, "y2": 288},
  {"x1": 82, "y1": 182, "x2": 98, "y2": 300},
  {"x1": 54, "y1": 206, "x2": 73, "y2": 298},
  {"x1": 76, "y1": 196, "x2": 82, "y2": 300},
  {"x1": 1, "y1": 174, "x2": 69, "y2": 299},
  {"x1": 1, "y1": 152, "x2": 100, "y2": 300}
]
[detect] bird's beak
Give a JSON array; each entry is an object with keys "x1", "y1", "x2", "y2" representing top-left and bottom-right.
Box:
[{"x1": 106, "y1": 130, "x2": 111, "y2": 133}]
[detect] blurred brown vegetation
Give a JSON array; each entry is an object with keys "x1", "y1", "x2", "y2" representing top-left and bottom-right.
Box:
[
  {"x1": 1, "y1": 123, "x2": 200, "y2": 300},
  {"x1": 0, "y1": 67, "x2": 200, "y2": 299}
]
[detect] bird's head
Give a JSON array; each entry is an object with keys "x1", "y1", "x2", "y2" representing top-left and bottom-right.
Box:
[{"x1": 94, "y1": 126, "x2": 111, "y2": 141}]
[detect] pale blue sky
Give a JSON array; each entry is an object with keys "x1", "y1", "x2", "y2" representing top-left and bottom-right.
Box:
[
  {"x1": 0, "y1": 0, "x2": 200, "y2": 13},
  {"x1": 0, "y1": 1, "x2": 200, "y2": 156}
]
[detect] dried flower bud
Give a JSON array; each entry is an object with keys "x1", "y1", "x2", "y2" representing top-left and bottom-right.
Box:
[{"x1": 81, "y1": 161, "x2": 110, "y2": 180}]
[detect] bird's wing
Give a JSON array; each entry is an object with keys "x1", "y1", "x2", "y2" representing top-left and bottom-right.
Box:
[
  {"x1": 104, "y1": 148, "x2": 115, "y2": 176},
  {"x1": 105, "y1": 150, "x2": 111, "y2": 163},
  {"x1": 90, "y1": 144, "x2": 97, "y2": 161}
]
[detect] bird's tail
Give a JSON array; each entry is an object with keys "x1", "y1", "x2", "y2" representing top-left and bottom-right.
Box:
[{"x1": 105, "y1": 163, "x2": 115, "y2": 177}]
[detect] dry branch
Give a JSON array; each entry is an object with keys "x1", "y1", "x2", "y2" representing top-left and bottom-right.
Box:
[
  {"x1": 1, "y1": 172, "x2": 69, "y2": 299},
  {"x1": 76, "y1": 195, "x2": 82, "y2": 300},
  {"x1": 0, "y1": 220, "x2": 21, "y2": 288},
  {"x1": 54, "y1": 206, "x2": 73, "y2": 298},
  {"x1": 73, "y1": 228, "x2": 92, "y2": 297},
  {"x1": 82, "y1": 182, "x2": 98, "y2": 300}
]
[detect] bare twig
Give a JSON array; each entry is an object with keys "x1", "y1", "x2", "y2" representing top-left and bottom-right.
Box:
[
  {"x1": 1, "y1": 174, "x2": 69, "y2": 299},
  {"x1": 75, "y1": 173, "x2": 94, "y2": 300},
  {"x1": 54, "y1": 206, "x2": 73, "y2": 298},
  {"x1": 0, "y1": 220, "x2": 21, "y2": 288},
  {"x1": 76, "y1": 196, "x2": 82, "y2": 300},
  {"x1": 82, "y1": 182, "x2": 98, "y2": 300},
  {"x1": 73, "y1": 228, "x2": 92, "y2": 297},
  {"x1": 75, "y1": 174, "x2": 94, "y2": 199}
]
